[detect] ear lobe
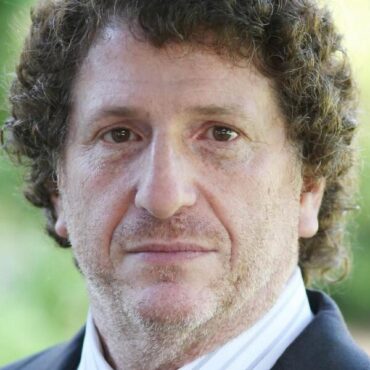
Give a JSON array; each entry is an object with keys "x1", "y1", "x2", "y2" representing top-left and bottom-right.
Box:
[
  {"x1": 298, "y1": 178, "x2": 326, "y2": 238},
  {"x1": 51, "y1": 194, "x2": 68, "y2": 239}
]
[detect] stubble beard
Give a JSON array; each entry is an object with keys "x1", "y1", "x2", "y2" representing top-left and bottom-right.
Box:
[
  {"x1": 84, "y1": 241, "x2": 298, "y2": 370},
  {"x1": 72, "y1": 198, "x2": 300, "y2": 369},
  {"x1": 86, "y1": 264, "x2": 247, "y2": 370}
]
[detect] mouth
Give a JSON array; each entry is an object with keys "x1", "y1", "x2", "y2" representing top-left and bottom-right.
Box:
[{"x1": 126, "y1": 243, "x2": 216, "y2": 263}]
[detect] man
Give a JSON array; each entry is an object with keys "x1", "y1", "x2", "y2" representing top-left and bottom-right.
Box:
[{"x1": 1, "y1": 0, "x2": 369, "y2": 369}]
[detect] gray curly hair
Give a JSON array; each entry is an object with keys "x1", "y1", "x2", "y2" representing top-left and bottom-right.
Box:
[{"x1": 2, "y1": 0, "x2": 358, "y2": 284}]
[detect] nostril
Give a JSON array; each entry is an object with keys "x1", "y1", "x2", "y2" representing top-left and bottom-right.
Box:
[{"x1": 134, "y1": 176, "x2": 197, "y2": 220}]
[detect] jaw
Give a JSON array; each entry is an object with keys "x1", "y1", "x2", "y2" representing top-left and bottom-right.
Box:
[{"x1": 85, "y1": 258, "x2": 297, "y2": 370}]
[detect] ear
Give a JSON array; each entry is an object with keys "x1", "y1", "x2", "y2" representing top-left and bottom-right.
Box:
[
  {"x1": 299, "y1": 178, "x2": 326, "y2": 238},
  {"x1": 51, "y1": 194, "x2": 68, "y2": 239}
]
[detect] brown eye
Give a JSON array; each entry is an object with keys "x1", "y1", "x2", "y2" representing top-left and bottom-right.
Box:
[
  {"x1": 102, "y1": 128, "x2": 139, "y2": 143},
  {"x1": 206, "y1": 126, "x2": 239, "y2": 142}
]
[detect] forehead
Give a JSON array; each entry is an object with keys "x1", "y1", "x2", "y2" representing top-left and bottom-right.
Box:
[
  {"x1": 75, "y1": 25, "x2": 272, "y2": 92},
  {"x1": 69, "y1": 25, "x2": 285, "y2": 140}
]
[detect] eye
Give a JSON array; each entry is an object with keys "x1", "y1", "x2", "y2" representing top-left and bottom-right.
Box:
[
  {"x1": 205, "y1": 126, "x2": 239, "y2": 142},
  {"x1": 101, "y1": 127, "x2": 140, "y2": 143}
]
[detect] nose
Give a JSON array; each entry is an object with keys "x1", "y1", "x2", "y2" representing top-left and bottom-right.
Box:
[{"x1": 134, "y1": 139, "x2": 197, "y2": 219}]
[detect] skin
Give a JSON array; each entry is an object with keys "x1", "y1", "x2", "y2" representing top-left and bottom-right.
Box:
[{"x1": 54, "y1": 25, "x2": 324, "y2": 370}]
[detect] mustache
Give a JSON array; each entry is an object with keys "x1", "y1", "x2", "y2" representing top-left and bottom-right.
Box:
[{"x1": 112, "y1": 211, "x2": 229, "y2": 247}]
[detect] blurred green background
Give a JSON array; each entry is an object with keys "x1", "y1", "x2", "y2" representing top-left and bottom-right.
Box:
[{"x1": 0, "y1": 0, "x2": 369, "y2": 365}]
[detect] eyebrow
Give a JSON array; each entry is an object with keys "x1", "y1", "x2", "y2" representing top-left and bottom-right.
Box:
[
  {"x1": 87, "y1": 107, "x2": 147, "y2": 123},
  {"x1": 86, "y1": 103, "x2": 252, "y2": 127},
  {"x1": 185, "y1": 104, "x2": 252, "y2": 122}
]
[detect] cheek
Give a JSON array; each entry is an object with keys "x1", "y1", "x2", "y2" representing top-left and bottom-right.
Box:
[
  {"x1": 61, "y1": 153, "x2": 137, "y2": 272},
  {"x1": 210, "y1": 149, "x2": 301, "y2": 272}
]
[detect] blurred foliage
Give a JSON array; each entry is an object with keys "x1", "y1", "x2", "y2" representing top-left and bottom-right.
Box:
[
  {"x1": 0, "y1": 0, "x2": 369, "y2": 365},
  {"x1": 0, "y1": 1, "x2": 89, "y2": 365}
]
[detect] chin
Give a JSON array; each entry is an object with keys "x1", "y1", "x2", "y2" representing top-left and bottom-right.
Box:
[{"x1": 126, "y1": 282, "x2": 218, "y2": 327}]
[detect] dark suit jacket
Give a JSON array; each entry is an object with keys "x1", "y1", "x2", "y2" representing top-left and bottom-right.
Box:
[{"x1": 2, "y1": 290, "x2": 370, "y2": 370}]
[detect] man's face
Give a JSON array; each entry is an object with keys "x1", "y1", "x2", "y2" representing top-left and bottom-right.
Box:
[{"x1": 55, "y1": 26, "x2": 319, "y2": 333}]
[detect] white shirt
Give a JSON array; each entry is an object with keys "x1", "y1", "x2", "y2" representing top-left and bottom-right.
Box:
[{"x1": 78, "y1": 268, "x2": 313, "y2": 370}]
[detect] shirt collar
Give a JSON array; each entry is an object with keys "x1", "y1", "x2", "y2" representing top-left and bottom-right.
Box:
[{"x1": 78, "y1": 267, "x2": 312, "y2": 370}]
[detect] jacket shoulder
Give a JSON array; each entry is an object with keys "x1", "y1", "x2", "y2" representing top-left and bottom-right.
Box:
[
  {"x1": 273, "y1": 290, "x2": 370, "y2": 370},
  {"x1": 0, "y1": 327, "x2": 85, "y2": 370}
]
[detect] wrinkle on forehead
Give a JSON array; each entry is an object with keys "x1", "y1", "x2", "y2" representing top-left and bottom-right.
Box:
[{"x1": 68, "y1": 24, "x2": 289, "y2": 150}]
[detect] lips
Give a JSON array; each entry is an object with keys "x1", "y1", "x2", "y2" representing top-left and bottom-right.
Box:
[
  {"x1": 126, "y1": 242, "x2": 214, "y2": 253},
  {"x1": 125, "y1": 243, "x2": 216, "y2": 263}
]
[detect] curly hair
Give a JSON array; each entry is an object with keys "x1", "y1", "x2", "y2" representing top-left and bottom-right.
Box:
[{"x1": 1, "y1": 0, "x2": 358, "y2": 285}]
